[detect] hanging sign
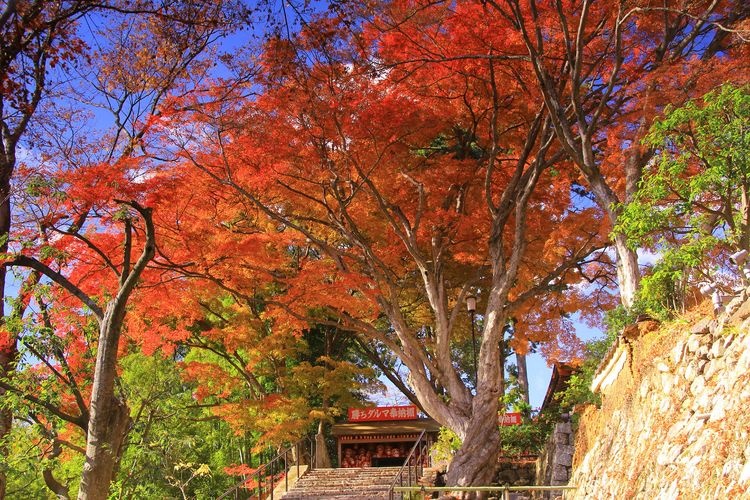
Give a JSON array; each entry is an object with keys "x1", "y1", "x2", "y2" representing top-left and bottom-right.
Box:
[
  {"x1": 499, "y1": 412, "x2": 522, "y2": 426},
  {"x1": 348, "y1": 405, "x2": 419, "y2": 422}
]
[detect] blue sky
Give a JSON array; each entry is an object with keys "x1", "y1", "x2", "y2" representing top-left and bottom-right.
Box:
[{"x1": 374, "y1": 317, "x2": 605, "y2": 411}]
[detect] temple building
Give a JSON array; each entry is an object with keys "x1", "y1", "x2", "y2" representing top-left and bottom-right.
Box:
[{"x1": 330, "y1": 405, "x2": 440, "y2": 467}]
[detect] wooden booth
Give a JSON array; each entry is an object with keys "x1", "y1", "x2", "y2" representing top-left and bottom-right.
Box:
[{"x1": 331, "y1": 405, "x2": 440, "y2": 468}]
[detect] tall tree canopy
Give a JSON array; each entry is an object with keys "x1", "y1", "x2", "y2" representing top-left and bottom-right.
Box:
[
  {"x1": 160, "y1": 6, "x2": 609, "y2": 485},
  {"x1": 1, "y1": 1, "x2": 245, "y2": 497},
  {"x1": 1, "y1": 0, "x2": 748, "y2": 496},
  {"x1": 483, "y1": 0, "x2": 750, "y2": 307}
]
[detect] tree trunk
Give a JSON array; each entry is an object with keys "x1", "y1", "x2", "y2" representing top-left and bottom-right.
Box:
[
  {"x1": 77, "y1": 305, "x2": 132, "y2": 500},
  {"x1": 614, "y1": 233, "x2": 640, "y2": 309},
  {"x1": 443, "y1": 304, "x2": 505, "y2": 495},
  {"x1": 585, "y1": 172, "x2": 641, "y2": 310},
  {"x1": 499, "y1": 336, "x2": 506, "y2": 406},
  {"x1": 314, "y1": 420, "x2": 331, "y2": 468},
  {"x1": 76, "y1": 204, "x2": 153, "y2": 499},
  {"x1": 739, "y1": 185, "x2": 750, "y2": 251},
  {"x1": 516, "y1": 351, "x2": 529, "y2": 408},
  {"x1": 0, "y1": 181, "x2": 12, "y2": 500},
  {"x1": 444, "y1": 406, "x2": 501, "y2": 496}
]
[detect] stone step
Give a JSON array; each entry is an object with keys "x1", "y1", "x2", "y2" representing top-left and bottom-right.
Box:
[
  {"x1": 283, "y1": 487, "x2": 392, "y2": 492},
  {"x1": 295, "y1": 466, "x2": 413, "y2": 473},
  {"x1": 294, "y1": 471, "x2": 401, "y2": 478},
  {"x1": 289, "y1": 480, "x2": 398, "y2": 490},
  {"x1": 280, "y1": 467, "x2": 407, "y2": 499},
  {"x1": 293, "y1": 480, "x2": 396, "y2": 487},
  {"x1": 293, "y1": 474, "x2": 401, "y2": 483},
  {"x1": 281, "y1": 495, "x2": 389, "y2": 500},
  {"x1": 281, "y1": 490, "x2": 391, "y2": 499}
]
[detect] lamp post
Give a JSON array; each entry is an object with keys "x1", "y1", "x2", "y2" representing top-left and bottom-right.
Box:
[{"x1": 466, "y1": 294, "x2": 477, "y2": 385}]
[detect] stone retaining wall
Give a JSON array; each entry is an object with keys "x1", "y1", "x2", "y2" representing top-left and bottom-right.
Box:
[
  {"x1": 534, "y1": 420, "x2": 573, "y2": 498},
  {"x1": 568, "y1": 296, "x2": 750, "y2": 498},
  {"x1": 494, "y1": 457, "x2": 537, "y2": 486}
]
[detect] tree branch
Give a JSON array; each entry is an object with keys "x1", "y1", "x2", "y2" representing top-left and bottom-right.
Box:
[{"x1": 3, "y1": 255, "x2": 103, "y2": 319}]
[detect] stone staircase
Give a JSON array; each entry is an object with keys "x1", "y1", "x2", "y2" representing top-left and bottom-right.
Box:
[{"x1": 279, "y1": 466, "x2": 404, "y2": 499}]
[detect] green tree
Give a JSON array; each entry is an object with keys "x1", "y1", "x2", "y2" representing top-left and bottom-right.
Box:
[
  {"x1": 2, "y1": 351, "x2": 250, "y2": 499},
  {"x1": 616, "y1": 84, "x2": 750, "y2": 312},
  {"x1": 1, "y1": 424, "x2": 79, "y2": 500},
  {"x1": 113, "y1": 352, "x2": 245, "y2": 500}
]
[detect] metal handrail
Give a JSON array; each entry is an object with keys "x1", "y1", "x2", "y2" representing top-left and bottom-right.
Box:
[
  {"x1": 216, "y1": 435, "x2": 316, "y2": 500},
  {"x1": 387, "y1": 429, "x2": 428, "y2": 500}
]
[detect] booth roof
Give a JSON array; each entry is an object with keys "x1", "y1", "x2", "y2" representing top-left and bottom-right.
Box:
[{"x1": 331, "y1": 418, "x2": 441, "y2": 436}]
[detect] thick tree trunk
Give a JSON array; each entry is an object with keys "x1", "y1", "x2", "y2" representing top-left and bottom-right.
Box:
[
  {"x1": 443, "y1": 303, "x2": 505, "y2": 495},
  {"x1": 613, "y1": 233, "x2": 640, "y2": 309},
  {"x1": 585, "y1": 171, "x2": 641, "y2": 310},
  {"x1": 77, "y1": 205, "x2": 154, "y2": 499},
  {"x1": 77, "y1": 306, "x2": 132, "y2": 499},
  {"x1": 445, "y1": 407, "x2": 501, "y2": 494}
]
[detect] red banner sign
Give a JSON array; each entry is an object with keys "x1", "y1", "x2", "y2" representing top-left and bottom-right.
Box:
[
  {"x1": 499, "y1": 412, "x2": 522, "y2": 426},
  {"x1": 348, "y1": 405, "x2": 419, "y2": 422}
]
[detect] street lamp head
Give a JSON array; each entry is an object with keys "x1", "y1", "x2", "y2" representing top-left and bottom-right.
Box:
[{"x1": 466, "y1": 295, "x2": 476, "y2": 313}]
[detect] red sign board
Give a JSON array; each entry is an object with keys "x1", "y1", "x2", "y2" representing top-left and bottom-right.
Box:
[
  {"x1": 499, "y1": 412, "x2": 522, "y2": 426},
  {"x1": 348, "y1": 405, "x2": 419, "y2": 422}
]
